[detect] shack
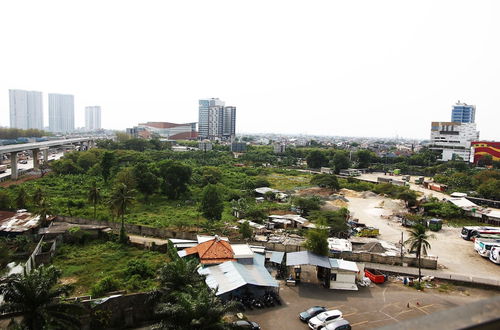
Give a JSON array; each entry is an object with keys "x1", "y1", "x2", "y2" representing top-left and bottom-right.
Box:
[{"x1": 329, "y1": 259, "x2": 359, "y2": 291}]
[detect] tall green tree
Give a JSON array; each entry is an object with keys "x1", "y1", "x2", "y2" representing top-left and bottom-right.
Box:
[
  {"x1": 88, "y1": 181, "x2": 102, "y2": 220},
  {"x1": 32, "y1": 187, "x2": 44, "y2": 205},
  {"x1": 303, "y1": 219, "x2": 329, "y2": 256},
  {"x1": 109, "y1": 183, "x2": 136, "y2": 243},
  {"x1": 0, "y1": 265, "x2": 83, "y2": 330},
  {"x1": 239, "y1": 221, "x2": 253, "y2": 240},
  {"x1": 35, "y1": 198, "x2": 52, "y2": 227},
  {"x1": 200, "y1": 184, "x2": 224, "y2": 221},
  {"x1": 310, "y1": 173, "x2": 340, "y2": 190},
  {"x1": 405, "y1": 224, "x2": 432, "y2": 282},
  {"x1": 0, "y1": 190, "x2": 12, "y2": 210},
  {"x1": 306, "y1": 150, "x2": 328, "y2": 169},
  {"x1": 355, "y1": 149, "x2": 373, "y2": 168},
  {"x1": 133, "y1": 163, "x2": 159, "y2": 201},
  {"x1": 158, "y1": 160, "x2": 192, "y2": 200},
  {"x1": 101, "y1": 151, "x2": 115, "y2": 183},
  {"x1": 332, "y1": 151, "x2": 350, "y2": 174}
]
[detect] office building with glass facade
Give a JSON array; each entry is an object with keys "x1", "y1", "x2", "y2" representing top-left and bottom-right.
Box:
[{"x1": 451, "y1": 101, "x2": 475, "y2": 123}]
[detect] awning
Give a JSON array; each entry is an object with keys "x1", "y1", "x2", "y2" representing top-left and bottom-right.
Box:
[
  {"x1": 286, "y1": 251, "x2": 331, "y2": 268},
  {"x1": 329, "y1": 259, "x2": 359, "y2": 272},
  {"x1": 269, "y1": 251, "x2": 285, "y2": 264}
]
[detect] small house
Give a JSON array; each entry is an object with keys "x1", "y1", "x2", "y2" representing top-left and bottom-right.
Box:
[{"x1": 329, "y1": 259, "x2": 359, "y2": 291}]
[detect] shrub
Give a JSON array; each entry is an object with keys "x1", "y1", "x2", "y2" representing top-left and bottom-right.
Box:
[
  {"x1": 124, "y1": 259, "x2": 154, "y2": 279},
  {"x1": 91, "y1": 276, "x2": 121, "y2": 297}
]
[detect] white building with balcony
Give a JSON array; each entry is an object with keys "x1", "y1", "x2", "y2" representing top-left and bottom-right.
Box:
[{"x1": 429, "y1": 122, "x2": 479, "y2": 162}]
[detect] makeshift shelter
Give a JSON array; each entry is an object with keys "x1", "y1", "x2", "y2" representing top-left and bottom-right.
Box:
[
  {"x1": 329, "y1": 259, "x2": 359, "y2": 291},
  {"x1": 199, "y1": 253, "x2": 279, "y2": 299}
]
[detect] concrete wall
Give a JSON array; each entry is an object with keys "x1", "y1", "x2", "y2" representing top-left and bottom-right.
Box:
[
  {"x1": 338, "y1": 251, "x2": 438, "y2": 269},
  {"x1": 55, "y1": 216, "x2": 198, "y2": 240}
]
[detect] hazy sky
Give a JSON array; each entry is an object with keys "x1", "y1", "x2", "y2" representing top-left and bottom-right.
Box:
[{"x1": 1, "y1": 0, "x2": 499, "y2": 139}]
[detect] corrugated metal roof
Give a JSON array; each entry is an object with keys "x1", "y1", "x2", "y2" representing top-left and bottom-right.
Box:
[
  {"x1": 270, "y1": 251, "x2": 285, "y2": 264},
  {"x1": 286, "y1": 251, "x2": 332, "y2": 268},
  {"x1": 0, "y1": 211, "x2": 41, "y2": 233},
  {"x1": 329, "y1": 259, "x2": 359, "y2": 272},
  {"x1": 199, "y1": 256, "x2": 278, "y2": 296}
]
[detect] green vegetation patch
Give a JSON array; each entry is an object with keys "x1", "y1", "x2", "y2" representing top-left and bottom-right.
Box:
[
  {"x1": 266, "y1": 172, "x2": 312, "y2": 191},
  {"x1": 52, "y1": 240, "x2": 166, "y2": 296}
]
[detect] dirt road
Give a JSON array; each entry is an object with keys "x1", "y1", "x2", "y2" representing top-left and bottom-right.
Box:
[{"x1": 346, "y1": 195, "x2": 500, "y2": 280}]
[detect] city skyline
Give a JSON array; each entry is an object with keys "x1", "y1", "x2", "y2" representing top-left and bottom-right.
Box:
[{"x1": 1, "y1": 1, "x2": 499, "y2": 139}]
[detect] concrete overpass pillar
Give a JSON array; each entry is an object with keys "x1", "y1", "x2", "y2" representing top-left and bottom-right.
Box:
[
  {"x1": 10, "y1": 152, "x2": 18, "y2": 180},
  {"x1": 33, "y1": 149, "x2": 40, "y2": 170},
  {"x1": 43, "y1": 149, "x2": 49, "y2": 163}
]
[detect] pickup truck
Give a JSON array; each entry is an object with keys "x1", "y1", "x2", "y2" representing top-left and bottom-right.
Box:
[{"x1": 0, "y1": 164, "x2": 7, "y2": 173}]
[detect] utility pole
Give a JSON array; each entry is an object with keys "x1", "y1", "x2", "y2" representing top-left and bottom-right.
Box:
[{"x1": 400, "y1": 231, "x2": 404, "y2": 265}]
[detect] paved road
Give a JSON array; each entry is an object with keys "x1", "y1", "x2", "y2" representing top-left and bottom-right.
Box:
[
  {"x1": 0, "y1": 152, "x2": 64, "y2": 179},
  {"x1": 245, "y1": 280, "x2": 496, "y2": 329}
]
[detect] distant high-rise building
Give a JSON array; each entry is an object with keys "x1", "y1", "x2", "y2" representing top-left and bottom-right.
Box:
[
  {"x1": 9, "y1": 89, "x2": 44, "y2": 130},
  {"x1": 85, "y1": 106, "x2": 102, "y2": 130},
  {"x1": 223, "y1": 106, "x2": 236, "y2": 138},
  {"x1": 428, "y1": 121, "x2": 479, "y2": 162},
  {"x1": 451, "y1": 101, "x2": 475, "y2": 123},
  {"x1": 49, "y1": 93, "x2": 74, "y2": 133},
  {"x1": 198, "y1": 98, "x2": 236, "y2": 140}
]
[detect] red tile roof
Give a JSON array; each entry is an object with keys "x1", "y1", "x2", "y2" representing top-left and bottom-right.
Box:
[{"x1": 184, "y1": 238, "x2": 235, "y2": 264}]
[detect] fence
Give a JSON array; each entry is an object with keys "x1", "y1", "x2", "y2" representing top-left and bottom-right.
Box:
[
  {"x1": 25, "y1": 236, "x2": 44, "y2": 273},
  {"x1": 55, "y1": 216, "x2": 198, "y2": 240}
]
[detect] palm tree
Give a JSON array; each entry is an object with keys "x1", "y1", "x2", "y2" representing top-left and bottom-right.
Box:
[
  {"x1": 109, "y1": 183, "x2": 135, "y2": 243},
  {"x1": 36, "y1": 198, "x2": 52, "y2": 227},
  {"x1": 15, "y1": 186, "x2": 28, "y2": 210},
  {"x1": 153, "y1": 288, "x2": 239, "y2": 330},
  {"x1": 153, "y1": 242, "x2": 205, "y2": 297},
  {"x1": 87, "y1": 181, "x2": 101, "y2": 220},
  {"x1": 405, "y1": 224, "x2": 432, "y2": 282},
  {"x1": 0, "y1": 265, "x2": 84, "y2": 330},
  {"x1": 32, "y1": 187, "x2": 44, "y2": 206}
]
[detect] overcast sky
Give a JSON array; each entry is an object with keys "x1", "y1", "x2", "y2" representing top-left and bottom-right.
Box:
[{"x1": 1, "y1": 0, "x2": 499, "y2": 139}]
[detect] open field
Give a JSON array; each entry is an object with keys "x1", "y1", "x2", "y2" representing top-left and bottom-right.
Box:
[
  {"x1": 52, "y1": 240, "x2": 166, "y2": 296},
  {"x1": 266, "y1": 172, "x2": 312, "y2": 191},
  {"x1": 245, "y1": 280, "x2": 498, "y2": 329},
  {"x1": 346, "y1": 195, "x2": 500, "y2": 280}
]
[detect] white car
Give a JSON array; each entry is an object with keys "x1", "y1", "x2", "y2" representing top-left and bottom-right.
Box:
[
  {"x1": 323, "y1": 319, "x2": 351, "y2": 330},
  {"x1": 308, "y1": 310, "x2": 343, "y2": 329}
]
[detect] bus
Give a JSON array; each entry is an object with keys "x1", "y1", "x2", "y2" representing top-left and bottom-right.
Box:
[
  {"x1": 474, "y1": 239, "x2": 500, "y2": 258},
  {"x1": 489, "y1": 246, "x2": 500, "y2": 264},
  {"x1": 461, "y1": 226, "x2": 500, "y2": 240}
]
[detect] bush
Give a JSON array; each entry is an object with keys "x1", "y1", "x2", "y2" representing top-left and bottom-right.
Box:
[
  {"x1": 124, "y1": 259, "x2": 154, "y2": 279},
  {"x1": 91, "y1": 276, "x2": 122, "y2": 297}
]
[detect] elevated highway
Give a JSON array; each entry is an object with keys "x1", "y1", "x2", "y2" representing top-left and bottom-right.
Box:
[{"x1": 0, "y1": 137, "x2": 99, "y2": 180}]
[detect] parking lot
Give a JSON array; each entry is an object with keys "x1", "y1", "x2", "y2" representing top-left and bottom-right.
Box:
[{"x1": 245, "y1": 280, "x2": 497, "y2": 329}]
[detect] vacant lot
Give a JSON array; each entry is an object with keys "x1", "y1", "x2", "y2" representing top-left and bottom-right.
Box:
[
  {"x1": 52, "y1": 240, "x2": 166, "y2": 296},
  {"x1": 245, "y1": 280, "x2": 497, "y2": 329},
  {"x1": 346, "y1": 195, "x2": 500, "y2": 280}
]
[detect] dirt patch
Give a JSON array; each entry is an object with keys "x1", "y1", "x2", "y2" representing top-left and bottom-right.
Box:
[
  {"x1": 0, "y1": 174, "x2": 40, "y2": 187},
  {"x1": 297, "y1": 187, "x2": 334, "y2": 197},
  {"x1": 60, "y1": 276, "x2": 78, "y2": 285},
  {"x1": 339, "y1": 188, "x2": 363, "y2": 198}
]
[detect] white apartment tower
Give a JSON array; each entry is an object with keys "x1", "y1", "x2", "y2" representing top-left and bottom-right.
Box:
[
  {"x1": 49, "y1": 93, "x2": 75, "y2": 133},
  {"x1": 9, "y1": 89, "x2": 44, "y2": 130},
  {"x1": 85, "y1": 106, "x2": 102, "y2": 130}
]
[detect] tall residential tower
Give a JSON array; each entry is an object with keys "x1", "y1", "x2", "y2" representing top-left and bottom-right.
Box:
[
  {"x1": 85, "y1": 106, "x2": 102, "y2": 131},
  {"x1": 49, "y1": 93, "x2": 75, "y2": 133},
  {"x1": 9, "y1": 89, "x2": 44, "y2": 130},
  {"x1": 198, "y1": 98, "x2": 236, "y2": 140}
]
